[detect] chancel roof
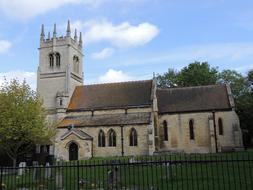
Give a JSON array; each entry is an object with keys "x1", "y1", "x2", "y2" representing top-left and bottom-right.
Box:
[
  {"x1": 67, "y1": 80, "x2": 153, "y2": 111},
  {"x1": 157, "y1": 85, "x2": 232, "y2": 114},
  {"x1": 58, "y1": 112, "x2": 151, "y2": 128}
]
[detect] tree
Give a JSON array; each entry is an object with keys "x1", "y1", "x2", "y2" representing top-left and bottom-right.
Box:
[
  {"x1": 218, "y1": 70, "x2": 247, "y2": 98},
  {"x1": 177, "y1": 62, "x2": 218, "y2": 87},
  {"x1": 156, "y1": 69, "x2": 179, "y2": 88},
  {"x1": 156, "y1": 61, "x2": 218, "y2": 88},
  {"x1": 0, "y1": 79, "x2": 54, "y2": 167}
]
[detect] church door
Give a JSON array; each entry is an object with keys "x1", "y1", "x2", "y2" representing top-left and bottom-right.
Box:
[{"x1": 69, "y1": 142, "x2": 78, "y2": 161}]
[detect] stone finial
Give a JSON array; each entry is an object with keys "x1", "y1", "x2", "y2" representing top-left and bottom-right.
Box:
[
  {"x1": 79, "y1": 32, "x2": 82, "y2": 46},
  {"x1": 66, "y1": 20, "x2": 71, "y2": 37},
  {"x1": 48, "y1": 31, "x2": 51, "y2": 40},
  {"x1": 74, "y1": 29, "x2": 78, "y2": 41},
  {"x1": 40, "y1": 24, "x2": 45, "y2": 41},
  {"x1": 53, "y1": 23, "x2": 57, "y2": 38}
]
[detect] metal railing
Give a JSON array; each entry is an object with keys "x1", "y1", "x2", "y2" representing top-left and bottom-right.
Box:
[{"x1": 1, "y1": 152, "x2": 253, "y2": 190}]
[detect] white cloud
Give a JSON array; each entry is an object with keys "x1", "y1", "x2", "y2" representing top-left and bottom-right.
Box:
[
  {"x1": 91, "y1": 48, "x2": 114, "y2": 60},
  {"x1": 0, "y1": 40, "x2": 11, "y2": 54},
  {"x1": 0, "y1": 0, "x2": 146, "y2": 20},
  {"x1": 0, "y1": 0, "x2": 107, "y2": 19},
  {"x1": 98, "y1": 69, "x2": 134, "y2": 83},
  {"x1": 72, "y1": 20, "x2": 159, "y2": 48},
  {"x1": 0, "y1": 70, "x2": 36, "y2": 90}
]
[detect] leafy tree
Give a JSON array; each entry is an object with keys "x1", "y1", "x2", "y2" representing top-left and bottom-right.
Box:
[
  {"x1": 156, "y1": 69, "x2": 179, "y2": 88},
  {"x1": 0, "y1": 79, "x2": 54, "y2": 167},
  {"x1": 218, "y1": 70, "x2": 247, "y2": 98},
  {"x1": 177, "y1": 62, "x2": 218, "y2": 87},
  {"x1": 156, "y1": 62, "x2": 218, "y2": 88}
]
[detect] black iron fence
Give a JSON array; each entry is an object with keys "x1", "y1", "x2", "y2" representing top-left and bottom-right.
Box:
[{"x1": 1, "y1": 152, "x2": 253, "y2": 190}]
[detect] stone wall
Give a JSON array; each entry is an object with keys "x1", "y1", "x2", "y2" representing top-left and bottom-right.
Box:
[{"x1": 158, "y1": 110, "x2": 243, "y2": 153}]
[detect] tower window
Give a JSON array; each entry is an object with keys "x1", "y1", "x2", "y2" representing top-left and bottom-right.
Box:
[
  {"x1": 98, "y1": 130, "x2": 105, "y2": 147},
  {"x1": 108, "y1": 129, "x2": 116, "y2": 147},
  {"x1": 218, "y1": 118, "x2": 224, "y2": 135},
  {"x1": 56, "y1": 53, "x2": 61, "y2": 67},
  {"x1": 129, "y1": 128, "x2": 138, "y2": 146},
  {"x1": 73, "y1": 56, "x2": 79, "y2": 73},
  {"x1": 49, "y1": 54, "x2": 54, "y2": 68},
  {"x1": 59, "y1": 98, "x2": 63, "y2": 106},
  {"x1": 189, "y1": 119, "x2": 195, "y2": 140},
  {"x1": 163, "y1": 120, "x2": 168, "y2": 141}
]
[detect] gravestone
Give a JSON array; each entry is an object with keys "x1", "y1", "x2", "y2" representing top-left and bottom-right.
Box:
[
  {"x1": 18, "y1": 162, "x2": 26, "y2": 176},
  {"x1": 165, "y1": 162, "x2": 171, "y2": 179},
  {"x1": 32, "y1": 161, "x2": 40, "y2": 181},
  {"x1": 45, "y1": 162, "x2": 51, "y2": 179}
]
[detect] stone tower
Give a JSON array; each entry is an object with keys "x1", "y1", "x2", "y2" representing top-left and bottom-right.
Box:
[{"x1": 37, "y1": 21, "x2": 83, "y2": 121}]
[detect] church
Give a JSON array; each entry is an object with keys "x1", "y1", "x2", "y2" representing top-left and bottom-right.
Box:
[{"x1": 37, "y1": 21, "x2": 243, "y2": 161}]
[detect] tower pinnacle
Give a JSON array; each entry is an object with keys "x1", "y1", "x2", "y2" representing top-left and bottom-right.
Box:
[
  {"x1": 48, "y1": 31, "x2": 51, "y2": 40},
  {"x1": 40, "y1": 24, "x2": 45, "y2": 41},
  {"x1": 66, "y1": 20, "x2": 71, "y2": 37},
  {"x1": 74, "y1": 29, "x2": 78, "y2": 41},
  {"x1": 79, "y1": 32, "x2": 82, "y2": 46},
  {"x1": 53, "y1": 23, "x2": 57, "y2": 38}
]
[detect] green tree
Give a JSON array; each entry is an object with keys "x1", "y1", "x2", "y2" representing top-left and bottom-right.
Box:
[
  {"x1": 177, "y1": 61, "x2": 218, "y2": 87},
  {"x1": 218, "y1": 70, "x2": 247, "y2": 98},
  {"x1": 156, "y1": 69, "x2": 179, "y2": 88},
  {"x1": 156, "y1": 61, "x2": 218, "y2": 88},
  {"x1": 0, "y1": 79, "x2": 54, "y2": 167}
]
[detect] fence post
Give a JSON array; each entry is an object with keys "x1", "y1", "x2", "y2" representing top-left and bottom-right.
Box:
[
  {"x1": 0, "y1": 166, "x2": 3, "y2": 190},
  {"x1": 77, "y1": 161, "x2": 80, "y2": 190}
]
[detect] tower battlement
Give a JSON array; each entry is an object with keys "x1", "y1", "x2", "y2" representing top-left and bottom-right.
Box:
[{"x1": 40, "y1": 21, "x2": 82, "y2": 51}]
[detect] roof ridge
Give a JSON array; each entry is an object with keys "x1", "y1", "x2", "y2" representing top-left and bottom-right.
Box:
[
  {"x1": 78, "y1": 79, "x2": 153, "y2": 87},
  {"x1": 157, "y1": 84, "x2": 225, "y2": 91}
]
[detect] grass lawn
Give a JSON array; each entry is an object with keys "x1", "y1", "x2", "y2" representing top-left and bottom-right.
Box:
[{"x1": 1, "y1": 150, "x2": 253, "y2": 190}]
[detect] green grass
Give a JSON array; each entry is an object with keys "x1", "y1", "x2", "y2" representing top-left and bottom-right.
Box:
[{"x1": 2, "y1": 151, "x2": 253, "y2": 190}]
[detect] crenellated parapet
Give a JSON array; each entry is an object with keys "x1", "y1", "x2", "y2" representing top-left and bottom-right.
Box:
[{"x1": 39, "y1": 20, "x2": 83, "y2": 51}]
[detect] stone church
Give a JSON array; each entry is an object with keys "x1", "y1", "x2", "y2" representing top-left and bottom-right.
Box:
[{"x1": 37, "y1": 22, "x2": 243, "y2": 161}]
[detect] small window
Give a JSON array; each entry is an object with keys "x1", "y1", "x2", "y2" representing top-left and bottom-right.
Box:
[
  {"x1": 189, "y1": 119, "x2": 195, "y2": 140},
  {"x1": 73, "y1": 56, "x2": 79, "y2": 73},
  {"x1": 163, "y1": 120, "x2": 168, "y2": 141},
  {"x1": 49, "y1": 54, "x2": 54, "y2": 67},
  {"x1": 218, "y1": 118, "x2": 224, "y2": 135},
  {"x1": 129, "y1": 128, "x2": 138, "y2": 146},
  {"x1": 98, "y1": 130, "x2": 105, "y2": 147},
  {"x1": 59, "y1": 98, "x2": 63, "y2": 106},
  {"x1": 56, "y1": 53, "x2": 60, "y2": 67},
  {"x1": 108, "y1": 129, "x2": 116, "y2": 147}
]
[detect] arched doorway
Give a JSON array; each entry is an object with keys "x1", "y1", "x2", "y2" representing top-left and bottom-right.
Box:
[{"x1": 69, "y1": 142, "x2": 78, "y2": 161}]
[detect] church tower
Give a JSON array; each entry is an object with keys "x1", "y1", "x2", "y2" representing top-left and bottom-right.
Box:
[{"x1": 37, "y1": 21, "x2": 83, "y2": 120}]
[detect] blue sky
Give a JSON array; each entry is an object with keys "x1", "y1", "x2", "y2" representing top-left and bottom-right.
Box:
[{"x1": 0, "y1": 0, "x2": 253, "y2": 89}]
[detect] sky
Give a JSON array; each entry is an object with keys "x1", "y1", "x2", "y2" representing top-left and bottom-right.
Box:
[{"x1": 0, "y1": 0, "x2": 253, "y2": 89}]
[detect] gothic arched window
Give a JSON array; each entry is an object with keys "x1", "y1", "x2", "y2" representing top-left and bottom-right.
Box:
[
  {"x1": 49, "y1": 54, "x2": 54, "y2": 68},
  {"x1": 73, "y1": 56, "x2": 79, "y2": 73},
  {"x1": 108, "y1": 129, "x2": 116, "y2": 147},
  {"x1": 56, "y1": 53, "x2": 61, "y2": 67},
  {"x1": 98, "y1": 130, "x2": 105, "y2": 147},
  {"x1": 129, "y1": 128, "x2": 138, "y2": 146},
  {"x1": 189, "y1": 119, "x2": 195, "y2": 140},
  {"x1": 218, "y1": 118, "x2": 224, "y2": 135},
  {"x1": 163, "y1": 120, "x2": 168, "y2": 141}
]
